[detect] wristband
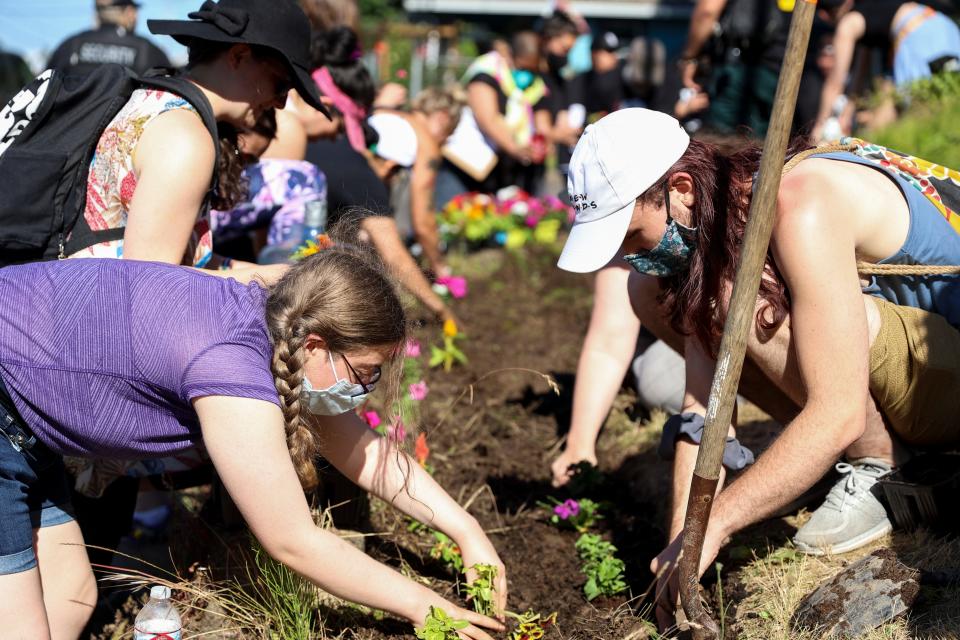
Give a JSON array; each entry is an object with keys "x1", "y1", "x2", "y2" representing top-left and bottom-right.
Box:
[{"x1": 219, "y1": 257, "x2": 233, "y2": 271}]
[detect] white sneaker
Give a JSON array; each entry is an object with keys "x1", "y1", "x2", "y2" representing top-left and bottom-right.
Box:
[{"x1": 793, "y1": 458, "x2": 893, "y2": 555}]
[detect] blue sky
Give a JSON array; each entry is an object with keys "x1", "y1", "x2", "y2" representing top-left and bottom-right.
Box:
[{"x1": 1, "y1": 0, "x2": 201, "y2": 69}]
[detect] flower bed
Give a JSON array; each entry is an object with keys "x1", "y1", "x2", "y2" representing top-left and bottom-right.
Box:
[{"x1": 438, "y1": 189, "x2": 574, "y2": 251}]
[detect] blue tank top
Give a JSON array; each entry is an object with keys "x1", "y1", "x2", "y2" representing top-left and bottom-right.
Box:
[{"x1": 812, "y1": 151, "x2": 960, "y2": 328}]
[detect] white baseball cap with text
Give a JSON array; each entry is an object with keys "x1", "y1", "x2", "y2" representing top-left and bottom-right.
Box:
[{"x1": 557, "y1": 108, "x2": 690, "y2": 273}]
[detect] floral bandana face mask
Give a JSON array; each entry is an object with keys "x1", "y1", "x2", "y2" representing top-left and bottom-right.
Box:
[{"x1": 623, "y1": 185, "x2": 697, "y2": 277}]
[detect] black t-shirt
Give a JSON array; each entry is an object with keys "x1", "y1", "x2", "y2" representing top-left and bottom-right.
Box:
[
  {"x1": 467, "y1": 73, "x2": 550, "y2": 114},
  {"x1": 856, "y1": 0, "x2": 905, "y2": 48},
  {"x1": 305, "y1": 135, "x2": 391, "y2": 226},
  {"x1": 47, "y1": 25, "x2": 171, "y2": 77},
  {"x1": 580, "y1": 63, "x2": 627, "y2": 115},
  {"x1": 0, "y1": 50, "x2": 33, "y2": 105}
]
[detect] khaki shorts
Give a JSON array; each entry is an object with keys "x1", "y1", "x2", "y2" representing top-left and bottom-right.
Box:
[{"x1": 869, "y1": 297, "x2": 960, "y2": 447}]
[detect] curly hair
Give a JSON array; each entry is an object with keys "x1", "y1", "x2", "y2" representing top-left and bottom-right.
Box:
[
  {"x1": 648, "y1": 136, "x2": 812, "y2": 355},
  {"x1": 264, "y1": 242, "x2": 407, "y2": 490}
]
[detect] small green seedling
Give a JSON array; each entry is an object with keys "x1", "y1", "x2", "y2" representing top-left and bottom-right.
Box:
[
  {"x1": 430, "y1": 531, "x2": 464, "y2": 573},
  {"x1": 575, "y1": 533, "x2": 627, "y2": 601},
  {"x1": 415, "y1": 606, "x2": 469, "y2": 640},
  {"x1": 462, "y1": 563, "x2": 498, "y2": 616},
  {"x1": 507, "y1": 609, "x2": 558, "y2": 640}
]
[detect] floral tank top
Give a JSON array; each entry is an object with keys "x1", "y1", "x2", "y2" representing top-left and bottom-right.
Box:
[{"x1": 68, "y1": 88, "x2": 214, "y2": 266}]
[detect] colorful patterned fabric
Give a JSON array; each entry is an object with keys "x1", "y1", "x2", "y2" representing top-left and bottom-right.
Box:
[
  {"x1": 210, "y1": 159, "x2": 326, "y2": 246},
  {"x1": 68, "y1": 88, "x2": 214, "y2": 267},
  {"x1": 841, "y1": 137, "x2": 960, "y2": 237}
]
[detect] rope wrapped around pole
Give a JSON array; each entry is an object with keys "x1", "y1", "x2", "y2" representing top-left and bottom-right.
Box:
[{"x1": 675, "y1": 2, "x2": 818, "y2": 637}]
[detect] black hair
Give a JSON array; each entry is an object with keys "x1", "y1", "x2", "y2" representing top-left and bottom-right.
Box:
[
  {"x1": 540, "y1": 11, "x2": 578, "y2": 41},
  {"x1": 310, "y1": 26, "x2": 376, "y2": 111}
]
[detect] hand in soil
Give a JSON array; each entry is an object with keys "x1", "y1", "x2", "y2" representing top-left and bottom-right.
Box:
[
  {"x1": 550, "y1": 449, "x2": 598, "y2": 488},
  {"x1": 650, "y1": 527, "x2": 723, "y2": 631},
  {"x1": 461, "y1": 540, "x2": 508, "y2": 619},
  {"x1": 412, "y1": 598, "x2": 505, "y2": 640}
]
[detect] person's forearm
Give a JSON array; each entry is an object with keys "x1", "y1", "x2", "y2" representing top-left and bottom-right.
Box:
[
  {"x1": 277, "y1": 525, "x2": 441, "y2": 622},
  {"x1": 473, "y1": 107, "x2": 519, "y2": 155},
  {"x1": 566, "y1": 346, "x2": 634, "y2": 455},
  {"x1": 681, "y1": 0, "x2": 726, "y2": 59},
  {"x1": 410, "y1": 182, "x2": 446, "y2": 274},
  {"x1": 712, "y1": 407, "x2": 860, "y2": 539},
  {"x1": 671, "y1": 440, "x2": 727, "y2": 538},
  {"x1": 319, "y1": 413, "x2": 483, "y2": 543},
  {"x1": 190, "y1": 263, "x2": 289, "y2": 287},
  {"x1": 363, "y1": 217, "x2": 447, "y2": 316},
  {"x1": 816, "y1": 70, "x2": 848, "y2": 128}
]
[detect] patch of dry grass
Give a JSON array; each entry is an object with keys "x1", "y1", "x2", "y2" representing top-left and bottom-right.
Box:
[{"x1": 729, "y1": 528, "x2": 960, "y2": 639}]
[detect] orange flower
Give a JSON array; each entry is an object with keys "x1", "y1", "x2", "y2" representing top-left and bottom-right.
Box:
[
  {"x1": 443, "y1": 318, "x2": 458, "y2": 338},
  {"x1": 415, "y1": 433, "x2": 430, "y2": 466}
]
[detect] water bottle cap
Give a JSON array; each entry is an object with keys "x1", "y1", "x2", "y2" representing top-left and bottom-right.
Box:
[{"x1": 150, "y1": 585, "x2": 171, "y2": 600}]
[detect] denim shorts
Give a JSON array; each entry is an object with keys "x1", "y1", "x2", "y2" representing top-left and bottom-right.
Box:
[{"x1": 0, "y1": 377, "x2": 74, "y2": 575}]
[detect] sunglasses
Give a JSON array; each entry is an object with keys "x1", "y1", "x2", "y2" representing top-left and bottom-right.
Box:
[{"x1": 340, "y1": 354, "x2": 382, "y2": 397}]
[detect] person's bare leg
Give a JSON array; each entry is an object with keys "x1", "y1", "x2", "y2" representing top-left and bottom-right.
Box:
[
  {"x1": 0, "y1": 566, "x2": 51, "y2": 638},
  {"x1": 36, "y1": 520, "x2": 96, "y2": 640}
]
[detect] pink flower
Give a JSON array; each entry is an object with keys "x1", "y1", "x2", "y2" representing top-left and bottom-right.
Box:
[
  {"x1": 409, "y1": 380, "x2": 429, "y2": 401},
  {"x1": 564, "y1": 498, "x2": 580, "y2": 516},
  {"x1": 363, "y1": 411, "x2": 381, "y2": 429},
  {"x1": 525, "y1": 213, "x2": 540, "y2": 228},
  {"x1": 436, "y1": 276, "x2": 468, "y2": 299},
  {"x1": 387, "y1": 419, "x2": 406, "y2": 442},
  {"x1": 405, "y1": 339, "x2": 421, "y2": 358}
]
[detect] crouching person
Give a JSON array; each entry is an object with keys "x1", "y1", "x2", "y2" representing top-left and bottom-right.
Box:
[
  {"x1": 0, "y1": 248, "x2": 506, "y2": 638},
  {"x1": 556, "y1": 108, "x2": 960, "y2": 628}
]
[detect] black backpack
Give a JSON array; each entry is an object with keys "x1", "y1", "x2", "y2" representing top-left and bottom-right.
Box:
[{"x1": 0, "y1": 64, "x2": 219, "y2": 266}]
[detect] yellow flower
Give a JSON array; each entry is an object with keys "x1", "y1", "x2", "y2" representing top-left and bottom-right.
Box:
[{"x1": 443, "y1": 318, "x2": 458, "y2": 338}]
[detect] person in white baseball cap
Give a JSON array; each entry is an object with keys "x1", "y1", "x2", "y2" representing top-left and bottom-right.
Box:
[
  {"x1": 557, "y1": 108, "x2": 691, "y2": 274},
  {"x1": 555, "y1": 107, "x2": 960, "y2": 632},
  {"x1": 368, "y1": 112, "x2": 419, "y2": 173}
]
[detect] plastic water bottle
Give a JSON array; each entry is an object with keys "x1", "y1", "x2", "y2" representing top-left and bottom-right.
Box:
[
  {"x1": 302, "y1": 198, "x2": 327, "y2": 244},
  {"x1": 134, "y1": 585, "x2": 182, "y2": 640},
  {"x1": 256, "y1": 197, "x2": 326, "y2": 265}
]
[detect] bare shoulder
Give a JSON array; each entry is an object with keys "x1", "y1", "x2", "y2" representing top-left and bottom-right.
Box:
[{"x1": 135, "y1": 108, "x2": 216, "y2": 172}]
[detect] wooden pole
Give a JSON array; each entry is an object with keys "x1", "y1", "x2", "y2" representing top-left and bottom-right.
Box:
[{"x1": 676, "y1": 2, "x2": 817, "y2": 637}]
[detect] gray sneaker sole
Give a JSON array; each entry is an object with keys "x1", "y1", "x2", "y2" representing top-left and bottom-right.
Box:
[{"x1": 794, "y1": 519, "x2": 894, "y2": 556}]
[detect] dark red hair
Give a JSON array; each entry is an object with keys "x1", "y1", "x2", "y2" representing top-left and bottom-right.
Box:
[{"x1": 645, "y1": 136, "x2": 811, "y2": 354}]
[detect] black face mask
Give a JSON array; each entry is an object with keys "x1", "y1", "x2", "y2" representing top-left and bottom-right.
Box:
[{"x1": 547, "y1": 53, "x2": 568, "y2": 73}]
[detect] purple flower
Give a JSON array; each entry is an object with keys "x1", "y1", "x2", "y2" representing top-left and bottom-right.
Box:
[
  {"x1": 409, "y1": 380, "x2": 429, "y2": 401},
  {"x1": 553, "y1": 503, "x2": 572, "y2": 519},
  {"x1": 564, "y1": 499, "x2": 580, "y2": 517}
]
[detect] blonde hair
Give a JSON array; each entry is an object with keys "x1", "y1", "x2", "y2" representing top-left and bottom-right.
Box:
[
  {"x1": 265, "y1": 246, "x2": 406, "y2": 490},
  {"x1": 297, "y1": 0, "x2": 359, "y2": 32},
  {"x1": 411, "y1": 86, "x2": 465, "y2": 131}
]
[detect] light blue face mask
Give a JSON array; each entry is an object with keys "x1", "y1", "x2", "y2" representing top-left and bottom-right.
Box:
[
  {"x1": 512, "y1": 69, "x2": 534, "y2": 90},
  {"x1": 623, "y1": 185, "x2": 697, "y2": 278},
  {"x1": 301, "y1": 352, "x2": 371, "y2": 416}
]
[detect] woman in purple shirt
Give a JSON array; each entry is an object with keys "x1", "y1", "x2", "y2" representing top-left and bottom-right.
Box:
[{"x1": 0, "y1": 251, "x2": 506, "y2": 639}]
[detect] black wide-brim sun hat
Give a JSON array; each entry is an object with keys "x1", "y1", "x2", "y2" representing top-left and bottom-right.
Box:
[{"x1": 148, "y1": 0, "x2": 329, "y2": 117}]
